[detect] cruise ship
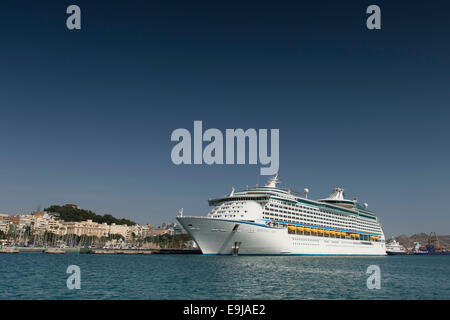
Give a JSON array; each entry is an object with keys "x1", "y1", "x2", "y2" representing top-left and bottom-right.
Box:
[{"x1": 176, "y1": 175, "x2": 387, "y2": 256}]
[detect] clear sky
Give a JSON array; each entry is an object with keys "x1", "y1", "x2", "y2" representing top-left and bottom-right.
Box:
[{"x1": 0, "y1": 1, "x2": 449, "y2": 237}]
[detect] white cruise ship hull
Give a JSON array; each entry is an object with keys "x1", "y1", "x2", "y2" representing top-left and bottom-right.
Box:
[{"x1": 177, "y1": 217, "x2": 387, "y2": 256}]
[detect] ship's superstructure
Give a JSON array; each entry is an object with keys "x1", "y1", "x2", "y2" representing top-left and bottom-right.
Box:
[{"x1": 177, "y1": 175, "x2": 387, "y2": 255}]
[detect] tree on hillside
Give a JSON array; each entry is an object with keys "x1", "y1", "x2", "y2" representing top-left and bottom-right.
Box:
[{"x1": 45, "y1": 205, "x2": 136, "y2": 226}]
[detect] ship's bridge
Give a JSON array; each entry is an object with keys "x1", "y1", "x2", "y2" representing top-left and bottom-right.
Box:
[
  {"x1": 207, "y1": 199, "x2": 264, "y2": 221},
  {"x1": 207, "y1": 175, "x2": 285, "y2": 221}
]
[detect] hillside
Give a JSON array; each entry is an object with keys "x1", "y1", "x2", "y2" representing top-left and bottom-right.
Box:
[
  {"x1": 394, "y1": 233, "x2": 450, "y2": 249},
  {"x1": 45, "y1": 205, "x2": 136, "y2": 226}
]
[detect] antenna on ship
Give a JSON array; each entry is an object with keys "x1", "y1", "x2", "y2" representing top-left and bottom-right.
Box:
[
  {"x1": 178, "y1": 208, "x2": 183, "y2": 217},
  {"x1": 304, "y1": 188, "x2": 309, "y2": 199},
  {"x1": 265, "y1": 173, "x2": 280, "y2": 188}
]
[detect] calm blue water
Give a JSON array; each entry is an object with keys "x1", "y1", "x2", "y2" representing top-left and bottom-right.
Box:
[{"x1": 1, "y1": 253, "x2": 449, "y2": 299}]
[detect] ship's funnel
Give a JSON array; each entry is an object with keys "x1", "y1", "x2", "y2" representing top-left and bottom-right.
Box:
[{"x1": 325, "y1": 187, "x2": 345, "y2": 200}]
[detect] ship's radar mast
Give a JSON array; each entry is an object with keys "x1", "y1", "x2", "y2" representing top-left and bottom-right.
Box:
[
  {"x1": 304, "y1": 188, "x2": 309, "y2": 199},
  {"x1": 265, "y1": 173, "x2": 280, "y2": 188}
]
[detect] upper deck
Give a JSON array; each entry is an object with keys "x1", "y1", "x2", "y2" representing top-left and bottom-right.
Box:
[{"x1": 208, "y1": 175, "x2": 377, "y2": 220}]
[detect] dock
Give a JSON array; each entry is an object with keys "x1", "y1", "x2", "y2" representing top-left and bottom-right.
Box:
[
  {"x1": 0, "y1": 247, "x2": 202, "y2": 255},
  {"x1": 44, "y1": 248, "x2": 66, "y2": 254},
  {"x1": 153, "y1": 248, "x2": 202, "y2": 254},
  {"x1": 80, "y1": 248, "x2": 202, "y2": 255},
  {"x1": 0, "y1": 248, "x2": 20, "y2": 253}
]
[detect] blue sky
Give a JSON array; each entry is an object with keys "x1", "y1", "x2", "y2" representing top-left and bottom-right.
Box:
[{"x1": 0, "y1": 0, "x2": 449, "y2": 237}]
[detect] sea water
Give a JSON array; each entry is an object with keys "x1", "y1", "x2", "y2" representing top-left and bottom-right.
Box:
[{"x1": 1, "y1": 253, "x2": 449, "y2": 299}]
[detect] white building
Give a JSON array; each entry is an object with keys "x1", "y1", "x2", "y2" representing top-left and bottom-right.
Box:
[{"x1": 109, "y1": 223, "x2": 129, "y2": 239}]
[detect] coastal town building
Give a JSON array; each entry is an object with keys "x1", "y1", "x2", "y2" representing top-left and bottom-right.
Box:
[
  {"x1": 4, "y1": 207, "x2": 184, "y2": 242},
  {"x1": 62, "y1": 220, "x2": 110, "y2": 238},
  {"x1": 9, "y1": 214, "x2": 32, "y2": 229},
  {"x1": 0, "y1": 214, "x2": 10, "y2": 233},
  {"x1": 109, "y1": 223, "x2": 129, "y2": 239}
]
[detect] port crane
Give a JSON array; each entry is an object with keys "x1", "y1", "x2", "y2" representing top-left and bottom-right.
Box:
[{"x1": 427, "y1": 232, "x2": 443, "y2": 253}]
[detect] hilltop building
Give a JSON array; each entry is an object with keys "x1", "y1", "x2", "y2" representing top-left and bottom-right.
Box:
[{"x1": 64, "y1": 204, "x2": 80, "y2": 209}]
